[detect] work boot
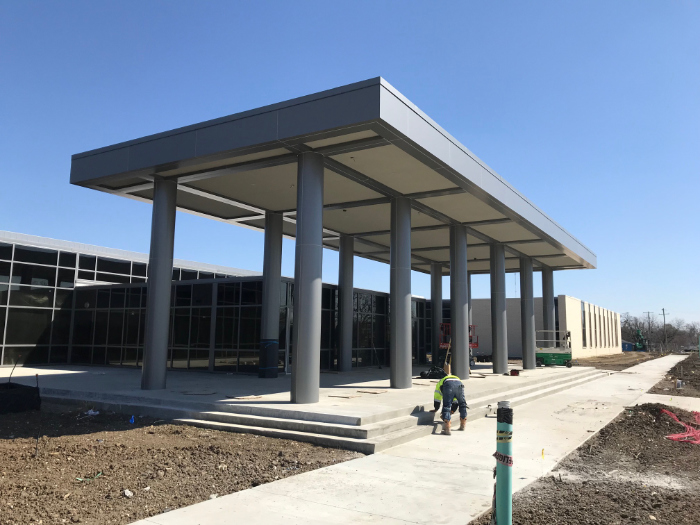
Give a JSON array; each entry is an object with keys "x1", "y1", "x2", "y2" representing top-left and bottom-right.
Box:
[
  {"x1": 459, "y1": 418, "x2": 467, "y2": 431},
  {"x1": 442, "y1": 419, "x2": 451, "y2": 435}
]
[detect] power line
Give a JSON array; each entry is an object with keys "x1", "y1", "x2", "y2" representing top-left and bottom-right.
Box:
[
  {"x1": 643, "y1": 311, "x2": 654, "y2": 337},
  {"x1": 659, "y1": 308, "x2": 670, "y2": 345}
]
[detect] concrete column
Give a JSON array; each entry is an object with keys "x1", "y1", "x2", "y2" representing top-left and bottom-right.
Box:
[
  {"x1": 490, "y1": 243, "x2": 508, "y2": 374},
  {"x1": 449, "y1": 224, "x2": 469, "y2": 379},
  {"x1": 467, "y1": 272, "x2": 472, "y2": 326},
  {"x1": 260, "y1": 211, "x2": 283, "y2": 378},
  {"x1": 520, "y1": 257, "x2": 536, "y2": 369},
  {"x1": 542, "y1": 266, "x2": 555, "y2": 347},
  {"x1": 338, "y1": 234, "x2": 354, "y2": 372},
  {"x1": 141, "y1": 178, "x2": 177, "y2": 390},
  {"x1": 430, "y1": 262, "x2": 443, "y2": 366},
  {"x1": 291, "y1": 152, "x2": 324, "y2": 404},
  {"x1": 390, "y1": 196, "x2": 412, "y2": 389}
]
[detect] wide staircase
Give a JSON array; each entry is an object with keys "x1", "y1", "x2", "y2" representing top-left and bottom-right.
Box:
[{"x1": 42, "y1": 367, "x2": 607, "y2": 454}]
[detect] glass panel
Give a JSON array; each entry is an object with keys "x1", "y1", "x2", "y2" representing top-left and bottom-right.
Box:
[
  {"x1": 96, "y1": 289, "x2": 111, "y2": 308},
  {"x1": 14, "y1": 245, "x2": 57, "y2": 266},
  {"x1": 0, "y1": 284, "x2": 7, "y2": 306},
  {"x1": 76, "y1": 288, "x2": 96, "y2": 309},
  {"x1": 0, "y1": 307, "x2": 5, "y2": 340},
  {"x1": 5, "y1": 308, "x2": 52, "y2": 345},
  {"x1": 181, "y1": 269, "x2": 197, "y2": 281},
  {"x1": 59, "y1": 252, "x2": 77, "y2": 268},
  {"x1": 190, "y1": 307, "x2": 212, "y2": 348},
  {"x1": 215, "y1": 307, "x2": 238, "y2": 349},
  {"x1": 72, "y1": 310, "x2": 94, "y2": 345},
  {"x1": 92, "y1": 346, "x2": 107, "y2": 365},
  {"x1": 189, "y1": 348, "x2": 209, "y2": 369},
  {"x1": 106, "y1": 347, "x2": 122, "y2": 365},
  {"x1": 94, "y1": 311, "x2": 108, "y2": 346},
  {"x1": 97, "y1": 273, "x2": 130, "y2": 284},
  {"x1": 57, "y1": 268, "x2": 76, "y2": 288},
  {"x1": 373, "y1": 315, "x2": 387, "y2": 349},
  {"x1": 322, "y1": 287, "x2": 332, "y2": 309},
  {"x1": 239, "y1": 306, "x2": 261, "y2": 348},
  {"x1": 172, "y1": 268, "x2": 181, "y2": 280},
  {"x1": 320, "y1": 350, "x2": 330, "y2": 370},
  {"x1": 110, "y1": 288, "x2": 126, "y2": 309},
  {"x1": 175, "y1": 285, "x2": 191, "y2": 307},
  {"x1": 78, "y1": 270, "x2": 95, "y2": 281},
  {"x1": 356, "y1": 349, "x2": 371, "y2": 367},
  {"x1": 122, "y1": 347, "x2": 138, "y2": 366},
  {"x1": 241, "y1": 281, "x2": 262, "y2": 305},
  {"x1": 0, "y1": 261, "x2": 10, "y2": 283},
  {"x1": 215, "y1": 273, "x2": 227, "y2": 279},
  {"x1": 0, "y1": 242, "x2": 12, "y2": 261},
  {"x1": 172, "y1": 309, "x2": 190, "y2": 347},
  {"x1": 358, "y1": 314, "x2": 372, "y2": 348},
  {"x1": 171, "y1": 347, "x2": 188, "y2": 369},
  {"x1": 79, "y1": 255, "x2": 96, "y2": 270},
  {"x1": 359, "y1": 293, "x2": 371, "y2": 313},
  {"x1": 192, "y1": 284, "x2": 212, "y2": 307},
  {"x1": 279, "y1": 282, "x2": 287, "y2": 306},
  {"x1": 279, "y1": 307, "x2": 287, "y2": 350},
  {"x1": 214, "y1": 349, "x2": 237, "y2": 371},
  {"x1": 51, "y1": 310, "x2": 72, "y2": 344},
  {"x1": 11, "y1": 263, "x2": 56, "y2": 287},
  {"x1": 70, "y1": 346, "x2": 91, "y2": 364},
  {"x1": 125, "y1": 309, "x2": 140, "y2": 345},
  {"x1": 138, "y1": 310, "x2": 146, "y2": 345},
  {"x1": 132, "y1": 262, "x2": 147, "y2": 277},
  {"x1": 108, "y1": 311, "x2": 124, "y2": 345},
  {"x1": 237, "y1": 350, "x2": 259, "y2": 372},
  {"x1": 3, "y1": 347, "x2": 49, "y2": 366},
  {"x1": 50, "y1": 346, "x2": 68, "y2": 364},
  {"x1": 128, "y1": 287, "x2": 141, "y2": 308},
  {"x1": 217, "y1": 283, "x2": 240, "y2": 306},
  {"x1": 198, "y1": 271, "x2": 214, "y2": 280},
  {"x1": 97, "y1": 257, "x2": 131, "y2": 275},
  {"x1": 374, "y1": 296, "x2": 387, "y2": 315},
  {"x1": 9, "y1": 285, "x2": 54, "y2": 308},
  {"x1": 321, "y1": 310, "x2": 332, "y2": 350},
  {"x1": 132, "y1": 276, "x2": 146, "y2": 284}
]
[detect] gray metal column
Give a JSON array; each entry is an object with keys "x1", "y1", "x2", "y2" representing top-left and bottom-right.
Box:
[
  {"x1": 260, "y1": 211, "x2": 283, "y2": 378},
  {"x1": 291, "y1": 152, "x2": 324, "y2": 404},
  {"x1": 390, "y1": 196, "x2": 412, "y2": 389},
  {"x1": 467, "y1": 272, "x2": 472, "y2": 326},
  {"x1": 430, "y1": 263, "x2": 443, "y2": 366},
  {"x1": 338, "y1": 234, "x2": 354, "y2": 372},
  {"x1": 449, "y1": 224, "x2": 470, "y2": 379},
  {"x1": 490, "y1": 243, "x2": 508, "y2": 374},
  {"x1": 520, "y1": 257, "x2": 536, "y2": 369},
  {"x1": 542, "y1": 266, "x2": 555, "y2": 348},
  {"x1": 141, "y1": 178, "x2": 177, "y2": 390}
]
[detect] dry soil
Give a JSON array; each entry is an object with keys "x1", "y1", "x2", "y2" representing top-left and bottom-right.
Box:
[
  {"x1": 472, "y1": 403, "x2": 700, "y2": 524},
  {"x1": 649, "y1": 353, "x2": 700, "y2": 398},
  {"x1": 0, "y1": 406, "x2": 362, "y2": 525},
  {"x1": 575, "y1": 352, "x2": 664, "y2": 372}
]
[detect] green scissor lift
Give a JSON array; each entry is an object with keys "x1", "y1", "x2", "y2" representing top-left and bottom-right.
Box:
[{"x1": 535, "y1": 330, "x2": 573, "y2": 368}]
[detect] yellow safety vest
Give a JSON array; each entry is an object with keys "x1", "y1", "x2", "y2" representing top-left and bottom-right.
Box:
[{"x1": 434, "y1": 375, "x2": 461, "y2": 402}]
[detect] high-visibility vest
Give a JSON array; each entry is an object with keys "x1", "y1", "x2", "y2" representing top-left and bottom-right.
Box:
[{"x1": 434, "y1": 375, "x2": 461, "y2": 402}]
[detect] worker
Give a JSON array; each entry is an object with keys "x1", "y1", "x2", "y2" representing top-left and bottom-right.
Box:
[{"x1": 432, "y1": 374, "x2": 468, "y2": 435}]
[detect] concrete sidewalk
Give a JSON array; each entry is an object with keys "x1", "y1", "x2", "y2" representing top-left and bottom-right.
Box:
[{"x1": 131, "y1": 355, "x2": 686, "y2": 525}]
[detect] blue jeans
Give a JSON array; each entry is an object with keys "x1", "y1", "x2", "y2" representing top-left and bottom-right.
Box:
[{"x1": 441, "y1": 380, "x2": 467, "y2": 421}]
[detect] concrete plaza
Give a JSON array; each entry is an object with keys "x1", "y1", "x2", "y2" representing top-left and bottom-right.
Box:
[{"x1": 117, "y1": 354, "x2": 686, "y2": 525}]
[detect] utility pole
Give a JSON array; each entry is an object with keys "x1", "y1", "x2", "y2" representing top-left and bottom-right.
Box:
[{"x1": 659, "y1": 309, "x2": 669, "y2": 346}]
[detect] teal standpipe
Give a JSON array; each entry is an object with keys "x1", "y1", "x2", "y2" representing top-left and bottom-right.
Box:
[{"x1": 492, "y1": 400, "x2": 513, "y2": 525}]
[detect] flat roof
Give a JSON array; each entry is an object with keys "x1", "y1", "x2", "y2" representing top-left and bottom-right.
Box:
[{"x1": 70, "y1": 78, "x2": 596, "y2": 275}]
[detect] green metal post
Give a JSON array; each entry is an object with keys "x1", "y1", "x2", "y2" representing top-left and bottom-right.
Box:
[{"x1": 495, "y1": 400, "x2": 513, "y2": 525}]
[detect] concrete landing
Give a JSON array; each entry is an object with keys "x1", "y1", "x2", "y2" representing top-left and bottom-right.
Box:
[
  {"x1": 2, "y1": 363, "x2": 605, "y2": 453},
  {"x1": 125, "y1": 354, "x2": 687, "y2": 525}
]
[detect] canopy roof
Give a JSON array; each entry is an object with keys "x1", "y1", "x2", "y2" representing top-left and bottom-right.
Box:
[{"x1": 70, "y1": 78, "x2": 596, "y2": 275}]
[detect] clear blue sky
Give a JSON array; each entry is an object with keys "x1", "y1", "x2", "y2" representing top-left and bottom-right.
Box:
[{"x1": 1, "y1": 1, "x2": 698, "y2": 323}]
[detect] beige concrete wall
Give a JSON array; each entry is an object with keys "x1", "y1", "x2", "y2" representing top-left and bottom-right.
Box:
[{"x1": 469, "y1": 295, "x2": 622, "y2": 359}]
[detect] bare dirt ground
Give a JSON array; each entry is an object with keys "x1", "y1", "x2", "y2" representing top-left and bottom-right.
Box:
[
  {"x1": 472, "y1": 403, "x2": 700, "y2": 524},
  {"x1": 649, "y1": 353, "x2": 700, "y2": 398},
  {"x1": 0, "y1": 405, "x2": 362, "y2": 525},
  {"x1": 575, "y1": 351, "x2": 664, "y2": 371}
]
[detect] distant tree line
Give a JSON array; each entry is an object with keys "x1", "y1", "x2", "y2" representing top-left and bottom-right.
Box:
[{"x1": 621, "y1": 313, "x2": 700, "y2": 350}]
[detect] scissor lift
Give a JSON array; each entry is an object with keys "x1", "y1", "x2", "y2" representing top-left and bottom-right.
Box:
[{"x1": 439, "y1": 323, "x2": 478, "y2": 372}]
